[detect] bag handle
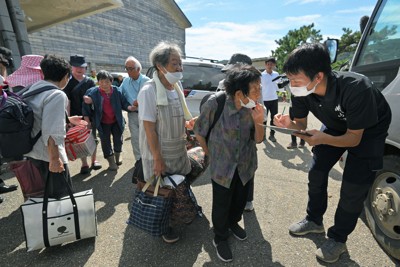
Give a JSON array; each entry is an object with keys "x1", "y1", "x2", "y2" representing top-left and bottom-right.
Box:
[
  {"x1": 42, "y1": 169, "x2": 81, "y2": 247},
  {"x1": 0, "y1": 90, "x2": 7, "y2": 107},
  {"x1": 141, "y1": 175, "x2": 162, "y2": 197},
  {"x1": 166, "y1": 176, "x2": 179, "y2": 188}
]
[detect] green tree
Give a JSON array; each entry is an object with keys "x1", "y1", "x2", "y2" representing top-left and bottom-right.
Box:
[
  {"x1": 271, "y1": 23, "x2": 322, "y2": 72},
  {"x1": 331, "y1": 27, "x2": 361, "y2": 70}
]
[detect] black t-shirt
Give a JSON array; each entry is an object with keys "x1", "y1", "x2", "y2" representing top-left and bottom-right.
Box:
[
  {"x1": 292, "y1": 71, "x2": 391, "y2": 137},
  {"x1": 63, "y1": 76, "x2": 96, "y2": 116}
]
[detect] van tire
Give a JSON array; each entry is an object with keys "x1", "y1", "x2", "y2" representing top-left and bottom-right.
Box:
[{"x1": 365, "y1": 154, "x2": 400, "y2": 260}]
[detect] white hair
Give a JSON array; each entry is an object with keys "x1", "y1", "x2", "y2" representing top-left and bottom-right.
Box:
[{"x1": 125, "y1": 56, "x2": 142, "y2": 71}]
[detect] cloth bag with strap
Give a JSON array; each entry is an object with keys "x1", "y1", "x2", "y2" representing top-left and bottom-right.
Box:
[
  {"x1": 165, "y1": 175, "x2": 202, "y2": 227},
  {"x1": 20, "y1": 172, "x2": 97, "y2": 251},
  {"x1": 65, "y1": 124, "x2": 96, "y2": 161},
  {"x1": 127, "y1": 176, "x2": 174, "y2": 236}
]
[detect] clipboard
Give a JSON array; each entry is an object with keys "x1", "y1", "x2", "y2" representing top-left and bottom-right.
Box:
[{"x1": 259, "y1": 125, "x2": 313, "y2": 136}]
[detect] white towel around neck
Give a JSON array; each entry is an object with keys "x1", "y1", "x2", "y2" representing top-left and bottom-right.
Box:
[{"x1": 152, "y1": 70, "x2": 192, "y2": 120}]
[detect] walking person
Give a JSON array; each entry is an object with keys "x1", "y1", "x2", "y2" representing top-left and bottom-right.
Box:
[
  {"x1": 274, "y1": 43, "x2": 391, "y2": 263},
  {"x1": 194, "y1": 64, "x2": 264, "y2": 262},
  {"x1": 23, "y1": 55, "x2": 76, "y2": 198},
  {"x1": 120, "y1": 56, "x2": 150, "y2": 160},
  {"x1": 261, "y1": 57, "x2": 280, "y2": 142},
  {"x1": 64, "y1": 55, "x2": 101, "y2": 174},
  {"x1": 83, "y1": 70, "x2": 134, "y2": 171}
]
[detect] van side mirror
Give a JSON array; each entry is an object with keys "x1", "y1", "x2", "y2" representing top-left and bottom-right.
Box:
[{"x1": 324, "y1": 39, "x2": 339, "y2": 63}]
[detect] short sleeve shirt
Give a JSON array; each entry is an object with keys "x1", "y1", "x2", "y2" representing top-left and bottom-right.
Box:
[{"x1": 292, "y1": 71, "x2": 391, "y2": 138}]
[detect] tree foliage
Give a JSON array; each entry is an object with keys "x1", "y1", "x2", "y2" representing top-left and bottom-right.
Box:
[
  {"x1": 271, "y1": 24, "x2": 363, "y2": 72},
  {"x1": 271, "y1": 23, "x2": 322, "y2": 72}
]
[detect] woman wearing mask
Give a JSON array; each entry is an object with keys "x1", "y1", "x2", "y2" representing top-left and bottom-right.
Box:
[
  {"x1": 193, "y1": 64, "x2": 264, "y2": 262},
  {"x1": 137, "y1": 41, "x2": 192, "y2": 244}
]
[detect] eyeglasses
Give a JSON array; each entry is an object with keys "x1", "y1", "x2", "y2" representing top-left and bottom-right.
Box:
[{"x1": 125, "y1": 66, "x2": 136, "y2": 72}]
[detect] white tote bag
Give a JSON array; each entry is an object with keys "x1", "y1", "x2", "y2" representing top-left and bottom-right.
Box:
[{"x1": 20, "y1": 175, "x2": 97, "y2": 251}]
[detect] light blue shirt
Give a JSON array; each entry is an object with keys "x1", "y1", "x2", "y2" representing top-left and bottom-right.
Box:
[{"x1": 119, "y1": 73, "x2": 150, "y2": 104}]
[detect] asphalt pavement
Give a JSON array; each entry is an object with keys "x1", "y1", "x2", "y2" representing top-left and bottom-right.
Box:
[{"x1": 0, "y1": 102, "x2": 397, "y2": 266}]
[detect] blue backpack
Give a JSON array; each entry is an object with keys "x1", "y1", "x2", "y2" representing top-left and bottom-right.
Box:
[{"x1": 0, "y1": 85, "x2": 56, "y2": 159}]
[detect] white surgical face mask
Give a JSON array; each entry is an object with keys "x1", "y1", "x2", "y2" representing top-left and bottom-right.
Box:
[
  {"x1": 163, "y1": 68, "x2": 183, "y2": 85},
  {"x1": 240, "y1": 97, "x2": 257, "y2": 109},
  {"x1": 290, "y1": 80, "x2": 319, "y2": 97}
]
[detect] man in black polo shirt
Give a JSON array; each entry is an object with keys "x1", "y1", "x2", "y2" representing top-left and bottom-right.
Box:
[
  {"x1": 274, "y1": 43, "x2": 391, "y2": 263},
  {"x1": 64, "y1": 55, "x2": 101, "y2": 174}
]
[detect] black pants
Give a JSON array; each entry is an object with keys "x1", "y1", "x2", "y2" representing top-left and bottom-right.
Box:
[
  {"x1": 212, "y1": 169, "x2": 250, "y2": 242},
  {"x1": 100, "y1": 122, "x2": 123, "y2": 158},
  {"x1": 247, "y1": 177, "x2": 254, "y2": 202},
  {"x1": 289, "y1": 107, "x2": 304, "y2": 144},
  {"x1": 306, "y1": 128, "x2": 386, "y2": 243},
  {"x1": 263, "y1": 100, "x2": 278, "y2": 136},
  {"x1": 30, "y1": 158, "x2": 72, "y2": 199}
]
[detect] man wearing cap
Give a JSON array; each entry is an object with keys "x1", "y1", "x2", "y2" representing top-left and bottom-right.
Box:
[
  {"x1": 6, "y1": 55, "x2": 44, "y2": 92},
  {"x1": 64, "y1": 55, "x2": 101, "y2": 174},
  {"x1": 218, "y1": 53, "x2": 253, "y2": 90},
  {"x1": 261, "y1": 57, "x2": 280, "y2": 142},
  {"x1": 0, "y1": 47, "x2": 19, "y2": 203},
  {"x1": 119, "y1": 56, "x2": 150, "y2": 161}
]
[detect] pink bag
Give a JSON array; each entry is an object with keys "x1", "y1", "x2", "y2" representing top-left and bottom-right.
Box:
[{"x1": 10, "y1": 160, "x2": 44, "y2": 199}]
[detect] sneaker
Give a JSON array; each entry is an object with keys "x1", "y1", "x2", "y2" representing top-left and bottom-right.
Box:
[
  {"x1": 288, "y1": 218, "x2": 325, "y2": 236},
  {"x1": 298, "y1": 141, "x2": 306, "y2": 148},
  {"x1": 268, "y1": 135, "x2": 277, "y2": 142},
  {"x1": 91, "y1": 161, "x2": 102, "y2": 170},
  {"x1": 80, "y1": 165, "x2": 91, "y2": 174},
  {"x1": 162, "y1": 230, "x2": 179, "y2": 244},
  {"x1": 287, "y1": 142, "x2": 297, "y2": 149},
  {"x1": 230, "y1": 223, "x2": 247, "y2": 241},
  {"x1": 213, "y1": 239, "x2": 233, "y2": 262},
  {"x1": 244, "y1": 201, "x2": 254, "y2": 211},
  {"x1": 316, "y1": 238, "x2": 347, "y2": 263}
]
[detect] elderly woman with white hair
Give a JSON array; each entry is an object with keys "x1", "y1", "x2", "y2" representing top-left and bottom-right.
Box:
[{"x1": 137, "y1": 41, "x2": 193, "y2": 244}]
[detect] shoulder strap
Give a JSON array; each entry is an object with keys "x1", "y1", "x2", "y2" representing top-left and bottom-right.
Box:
[
  {"x1": 71, "y1": 77, "x2": 88, "y2": 94},
  {"x1": 205, "y1": 91, "x2": 226, "y2": 141},
  {"x1": 21, "y1": 85, "x2": 57, "y2": 99},
  {"x1": 0, "y1": 90, "x2": 7, "y2": 107},
  {"x1": 21, "y1": 85, "x2": 57, "y2": 144},
  {"x1": 15, "y1": 84, "x2": 33, "y2": 97}
]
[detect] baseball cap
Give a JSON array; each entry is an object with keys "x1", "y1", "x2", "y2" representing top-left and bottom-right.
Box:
[
  {"x1": 70, "y1": 55, "x2": 87, "y2": 67},
  {"x1": 221, "y1": 53, "x2": 252, "y2": 72}
]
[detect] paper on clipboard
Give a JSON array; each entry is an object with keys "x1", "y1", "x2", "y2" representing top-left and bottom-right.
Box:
[{"x1": 259, "y1": 124, "x2": 312, "y2": 136}]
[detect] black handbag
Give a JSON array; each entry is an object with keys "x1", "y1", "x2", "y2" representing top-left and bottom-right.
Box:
[{"x1": 131, "y1": 158, "x2": 144, "y2": 184}]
